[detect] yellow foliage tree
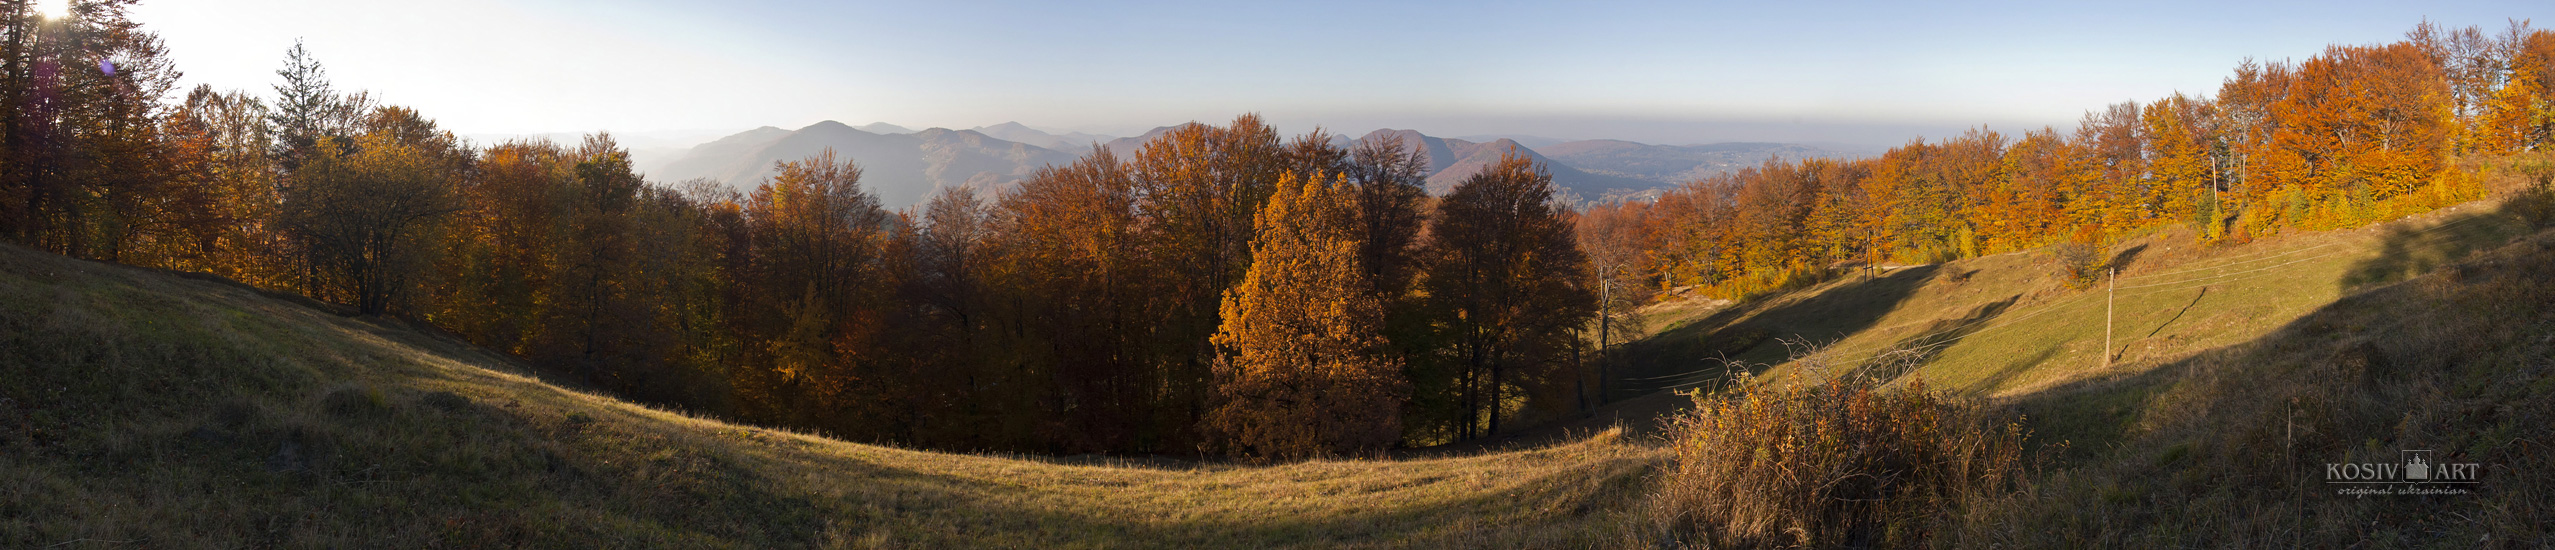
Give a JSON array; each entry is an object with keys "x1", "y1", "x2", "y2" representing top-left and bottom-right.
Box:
[
  {"x1": 1208, "y1": 170, "x2": 1407, "y2": 459},
  {"x1": 2479, "y1": 31, "x2": 2555, "y2": 153}
]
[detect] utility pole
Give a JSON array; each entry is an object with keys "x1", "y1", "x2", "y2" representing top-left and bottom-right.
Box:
[{"x1": 2104, "y1": 267, "x2": 2115, "y2": 370}]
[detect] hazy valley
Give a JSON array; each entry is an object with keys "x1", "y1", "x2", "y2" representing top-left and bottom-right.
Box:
[{"x1": 634, "y1": 121, "x2": 1861, "y2": 208}]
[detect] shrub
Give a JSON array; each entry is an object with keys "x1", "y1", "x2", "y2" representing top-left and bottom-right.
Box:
[
  {"x1": 1649, "y1": 355, "x2": 2032, "y2": 548},
  {"x1": 2052, "y1": 224, "x2": 2108, "y2": 289},
  {"x1": 2490, "y1": 150, "x2": 2555, "y2": 226}
]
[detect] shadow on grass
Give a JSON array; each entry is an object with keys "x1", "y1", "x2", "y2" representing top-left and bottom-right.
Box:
[
  {"x1": 2141, "y1": 287, "x2": 2207, "y2": 340},
  {"x1": 1853, "y1": 293, "x2": 2021, "y2": 382},
  {"x1": 2338, "y1": 203, "x2": 2535, "y2": 292},
  {"x1": 2108, "y1": 243, "x2": 2150, "y2": 274},
  {"x1": 1961, "y1": 216, "x2": 2555, "y2": 544},
  {"x1": 1962, "y1": 344, "x2": 2064, "y2": 397},
  {"x1": 1609, "y1": 265, "x2": 1945, "y2": 398}
]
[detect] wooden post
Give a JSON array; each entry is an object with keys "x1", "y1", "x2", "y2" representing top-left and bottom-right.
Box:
[{"x1": 2104, "y1": 267, "x2": 2115, "y2": 370}]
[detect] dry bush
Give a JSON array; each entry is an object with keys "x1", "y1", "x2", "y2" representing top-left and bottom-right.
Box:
[
  {"x1": 2051, "y1": 225, "x2": 2108, "y2": 290},
  {"x1": 2483, "y1": 150, "x2": 2555, "y2": 226},
  {"x1": 1649, "y1": 349, "x2": 2033, "y2": 548}
]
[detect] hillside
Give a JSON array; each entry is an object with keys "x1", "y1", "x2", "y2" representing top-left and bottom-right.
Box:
[
  {"x1": 1354, "y1": 129, "x2": 1660, "y2": 201},
  {"x1": 1613, "y1": 199, "x2": 2541, "y2": 401},
  {"x1": 1098, "y1": 124, "x2": 1190, "y2": 159},
  {"x1": 853, "y1": 122, "x2": 916, "y2": 135},
  {"x1": 645, "y1": 125, "x2": 791, "y2": 185},
  {"x1": 1598, "y1": 195, "x2": 2554, "y2": 544},
  {"x1": 648, "y1": 122, "x2": 1082, "y2": 209},
  {"x1": 0, "y1": 243, "x2": 1658, "y2": 547},
  {"x1": 969, "y1": 121, "x2": 1116, "y2": 154}
]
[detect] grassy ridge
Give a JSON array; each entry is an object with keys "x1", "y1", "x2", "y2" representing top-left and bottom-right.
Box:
[
  {"x1": 1959, "y1": 202, "x2": 2555, "y2": 545},
  {"x1": 0, "y1": 244, "x2": 1659, "y2": 548},
  {"x1": 1614, "y1": 198, "x2": 2536, "y2": 402},
  {"x1": 1615, "y1": 195, "x2": 2555, "y2": 545}
]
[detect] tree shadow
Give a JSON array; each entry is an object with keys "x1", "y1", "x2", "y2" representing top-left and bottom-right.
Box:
[
  {"x1": 1610, "y1": 265, "x2": 1945, "y2": 398},
  {"x1": 2337, "y1": 206, "x2": 2532, "y2": 292},
  {"x1": 1999, "y1": 210, "x2": 2552, "y2": 485},
  {"x1": 2142, "y1": 287, "x2": 2207, "y2": 340},
  {"x1": 2108, "y1": 243, "x2": 2150, "y2": 274},
  {"x1": 1962, "y1": 344, "x2": 2064, "y2": 397},
  {"x1": 1848, "y1": 293, "x2": 2020, "y2": 382}
]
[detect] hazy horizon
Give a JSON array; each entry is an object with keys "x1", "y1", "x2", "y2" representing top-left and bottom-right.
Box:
[{"x1": 136, "y1": 1, "x2": 2544, "y2": 149}]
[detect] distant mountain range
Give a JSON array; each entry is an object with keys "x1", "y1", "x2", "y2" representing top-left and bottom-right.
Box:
[
  {"x1": 640, "y1": 121, "x2": 1862, "y2": 209},
  {"x1": 1538, "y1": 140, "x2": 1840, "y2": 186},
  {"x1": 641, "y1": 122, "x2": 1080, "y2": 209},
  {"x1": 1355, "y1": 129, "x2": 1655, "y2": 201},
  {"x1": 970, "y1": 122, "x2": 1114, "y2": 154}
]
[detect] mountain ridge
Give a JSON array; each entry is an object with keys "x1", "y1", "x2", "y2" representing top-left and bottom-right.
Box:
[
  {"x1": 648, "y1": 121, "x2": 1081, "y2": 209},
  {"x1": 654, "y1": 122, "x2": 1866, "y2": 207}
]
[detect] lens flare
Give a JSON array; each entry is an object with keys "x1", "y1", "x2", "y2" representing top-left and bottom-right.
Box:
[{"x1": 35, "y1": 0, "x2": 70, "y2": 19}]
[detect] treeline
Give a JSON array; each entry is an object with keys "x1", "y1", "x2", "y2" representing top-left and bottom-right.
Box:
[
  {"x1": 0, "y1": 2, "x2": 1601, "y2": 457},
  {"x1": 1582, "y1": 21, "x2": 2555, "y2": 298}
]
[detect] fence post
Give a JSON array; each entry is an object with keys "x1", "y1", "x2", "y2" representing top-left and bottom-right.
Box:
[{"x1": 2104, "y1": 267, "x2": 2115, "y2": 370}]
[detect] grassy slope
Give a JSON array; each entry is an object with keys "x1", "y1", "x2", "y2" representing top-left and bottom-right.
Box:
[
  {"x1": 1608, "y1": 196, "x2": 2555, "y2": 544},
  {"x1": 0, "y1": 244, "x2": 1658, "y2": 548},
  {"x1": 1616, "y1": 199, "x2": 2533, "y2": 403}
]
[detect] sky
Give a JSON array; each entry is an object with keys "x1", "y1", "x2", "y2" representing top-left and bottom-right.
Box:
[{"x1": 131, "y1": 0, "x2": 2549, "y2": 149}]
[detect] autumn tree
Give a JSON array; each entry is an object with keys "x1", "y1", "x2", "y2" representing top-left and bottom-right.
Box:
[
  {"x1": 1995, "y1": 128, "x2": 2095, "y2": 246},
  {"x1": 2265, "y1": 43, "x2": 2452, "y2": 221},
  {"x1": 1342, "y1": 133, "x2": 1431, "y2": 298},
  {"x1": 730, "y1": 148, "x2": 895, "y2": 434},
  {"x1": 874, "y1": 187, "x2": 993, "y2": 445},
  {"x1": 1726, "y1": 158, "x2": 1826, "y2": 291},
  {"x1": 166, "y1": 86, "x2": 294, "y2": 286},
  {"x1": 986, "y1": 148, "x2": 1153, "y2": 450},
  {"x1": 277, "y1": 112, "x2": 464, "y2": 315},
  {"x1": 2143, "y1": 93, "x2": 2220, "y2": 227},
  {"x1": 1123, "y1": 115, "x2": 1290, "y2": 446},
  {"x1": 1209, "y1": 170, "x2": 1407, "y2": 458},
  {"x1": 1419, "y1": 151, "x2": 1597, "y2": 440},
  {"x1": 2078, "y1": 102, "x2": 2148, "y2": 229},
  {"x1": 2479, "y1": 29, "x2": 2555, "y2": 152},
  {"x1": 2410, "y1": 20, "x2": 2519, "y2": 154},
  {"x1": 1574, "y1": 199, "x2": 1662, "y2": 404},
  {"x1": 527, "y1": 134, "x2": 654, "y2": 384},
  {"x1": 0, "y1": 0, "x2": 183, "y2": 259},
  {"x1": 2215, "y1": 58, "x2": 2292, "y2": 237},
  {"x1": 428, "y1": 138, "x2": 567, "y2": 349},
  {"x1": 1650, "y1": 175, "x2": 1734, "y2": 290},
  {"x1": 1576, "y1": 199, "x2": 1657, "y2": 352}
]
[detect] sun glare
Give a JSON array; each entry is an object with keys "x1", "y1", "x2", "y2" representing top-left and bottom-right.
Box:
[{"x1": 34, "y1": 0, "x2": 70, "y2": 19}]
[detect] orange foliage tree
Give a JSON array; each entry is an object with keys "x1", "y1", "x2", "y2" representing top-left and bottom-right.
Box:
[
  {"x1": 1208, "y1": 171, "x2": 1408, "y2": 458},
  {"x1": 2265, "y1": 43, "x2": 2452, "y2": 221},
  {"x1": 2479, "y1": 30, "x2": 2555, "y2": 152}
]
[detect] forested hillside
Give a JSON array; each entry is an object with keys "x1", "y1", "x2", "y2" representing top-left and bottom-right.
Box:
[{"x1": 1581, "y1": 22, "x2": 2555, "y2": 302}]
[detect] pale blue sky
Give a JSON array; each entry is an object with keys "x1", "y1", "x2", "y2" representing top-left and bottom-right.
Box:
[{"x1": 135, "y1": 0, "x2": 2546, "y2": 147}]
